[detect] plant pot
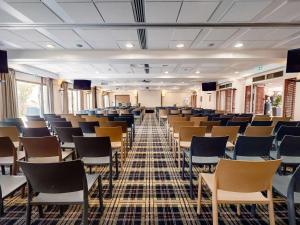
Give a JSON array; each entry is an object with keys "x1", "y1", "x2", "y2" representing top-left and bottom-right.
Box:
[{"x1": 272, "y1": 107, "x2": 281, "y2": 116}]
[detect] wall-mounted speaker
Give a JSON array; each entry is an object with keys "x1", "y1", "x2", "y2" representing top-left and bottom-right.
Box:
[{"x1": 0, "y1": 50, "x2": 8, "y2": 73}]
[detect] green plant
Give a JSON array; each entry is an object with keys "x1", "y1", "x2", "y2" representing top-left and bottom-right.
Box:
[{"x1": 272, "y1": 95, "x2": 282, "y2": 107}]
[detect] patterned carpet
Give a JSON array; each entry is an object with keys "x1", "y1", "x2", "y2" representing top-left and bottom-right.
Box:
[{"x1": 0, "y1": 113, "x2": 299, "y2": 224}]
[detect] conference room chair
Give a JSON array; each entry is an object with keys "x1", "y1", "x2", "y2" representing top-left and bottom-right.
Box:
[
  {"x1": 170, "y1": 109, "x2": 180, "y2": 115},
  {"x1": 49, "y1": 121, "x2": 72, "y2": 134},
  {"x1": 270, "y1": 135, "x2": 300, "y2": 174},
  {"x1": 68, "y1": 117, "x2": 86, "y2": 127},
  {"x1": 21, "y1": 136, "x2": 74, "y2": 162},
  {"x1": 79, "y1": 121, "x2": 99, "y2": 133},
  {"x1": 25, "y1": 120, "x2": 47, "y2": 128},
  {"x1": 158, "y1": 109, "x2": 168, "y2": 125},
  {"x1": 182, "y1": 136, "x2": 228, "y2": 198},
  {"x1": 61, "y1": 114, "x2": 77, "y2": 121},
  {"x1": 177, "y1": 126, "x2": 206, "y2": 169},
  {"x1": 119, "y1": 109, "x2": 130, "y2": 115},
  {"x1": 199, "y1": 121, "x2": 221, "y2": 133},
  {"x1": 1, "y1": 118, "x2": 24, "y2": 132},
  {"x1": 181, "y1": 109, "x2": 192, "y2": 116},
  {"x1": 244, "y1": 126, "x2": 274, "y2": 137},
  {"x1": 56, "y1": 127, "x2": 83, "y2": 151},
  {"x1": 190, "y1": 116, "x2": 208, "y2": 126},
  {"x1": 211, "y1": 117, "x2": 231, "y2": 126},
  {"x1": 211, "y1": 126, "x2": 239, "y2": 145},
  {"x1": 22, "y1": 127, "x2": 51, "y2": 137},
  {"x1": 114, "y1": 116, "x2": 135, "y2": 147},
  {"x1": 274, "y1": 121, "x2": 299, "y2": 134},
  {"x1": 253, "y1": 115, "x2": 271, "y2": 121},
  {"x1": 95, "y1": 126, "x2": 125, "y2": 167},
  {"x1": 231, "y1": 117, "x2": 251, "y2": 123},
  {"x1": 273, "y1": 165, "x2": 300, "y2": 225},
  {"x1": 251, "y1": 120, "x2": 273, "y2": 126},
  {"x1": 0, "y1": 175, "x2": 26, "y2": 216},
  {"x1": 74, "y1": 136, "x2": 118, "y2": 197},
  {"x1": 167, "y1": 116, "x2": 189, "y2": 144},
  {"x1": 172, "y1": 121, "x2": 195, "y2": 159},
  {"x1": 0, "y1": 137, "x2": 25, "y2": 175},
  {"x1": 95, "y1": 117, "x2": 109, "y2": 126},
  {"x1": 275, "y1": 126, "x2": 300, "y2": 148},
  {"x1": 132, "y1": 110, "x2": 142, "y2": 125},
  {"x1": 19, "y1": 160, "x2": 103, "y2": 225},
  {"x1": 0, "y1": 126, "x2": 20, "y2": 149},
  {"x1": 271, "y1": 116, "x2": 291, "y2": 126},
  {"x1": 197, "y1": 159, "x2": 281, "y2": 225},
  {"x1": 82, "y1": 115, "x2": 97, "y2": 122},
  {"x1": 226, "y1": 121, "x2": 248, "y2": 134},
  {"x1": 227, "y1": 136, "x2": 274, "y2": 161},
  {"x1": 46, "y1": 117, "x2": 65, "y2": 123},
  {"x1": 43, "y1": 114, "x2": 60, "y2": 119},
  {"x1": 26, "y1": 116, "x2": 44, "y2": 121}
]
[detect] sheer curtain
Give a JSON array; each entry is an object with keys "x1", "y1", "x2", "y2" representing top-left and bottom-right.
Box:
[
  {"x1": 45, "y1": 77, "x2": 54, "y2": 113},
  {"x1": 61, "y1": 81, "x2": 69, "y2": 114},
  {"x1": 0, "y1": 69, "x2": 18, "y2": 120}
]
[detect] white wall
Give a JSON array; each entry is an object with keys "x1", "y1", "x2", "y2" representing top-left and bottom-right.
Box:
[
  {"x1": 197, "y1": 89, "x2": 216, "y2": 109},
  {"x1": 138, "y1": 90, "x2": 161, "y2": 107},
  {"x1": 53, "y1": 80, "x2": 62, "y2": 114}
]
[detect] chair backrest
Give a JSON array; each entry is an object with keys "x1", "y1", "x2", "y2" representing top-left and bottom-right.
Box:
[
  {"x1": 211, "y1": 117, "x2": 231, "y2": 126},
  {"x1": 26, "y1": 116, "x2": 44, "y2": 121},
  {"x1": 251, "y1": 120, "x2": 273, "y2": 126},
  {"x1": 215, "y1": 159, "x2": 281, "y2": 192},
  {"x1": 46, "y1": 117, "x2": 66, "y2": 123},
  {"x1": 102, "y1": 121, "x2": 128, "y2": 133},
  {"x1": 211, "y1": 126, "x2": 239, "y2": 144},
  {"x1": 95, "y1": 117, "x2": 109, "y2": 125},
  {"x1": 0, "y1": 126, "x2": 20, "y2": 142},
  {"x1": 73, "y1": 136, "x2": 111, "y2": 158},
  {"x1": 276, "y1": 126, "x2": 300, "y2": 141},
  {"x1": 190, "y1": 136, "x2": 228, "y2": 157},
  {"x1": 271, "y1": 116, "x2": 291, "y2": 126},
  {"x1": 253, "y1": 115, "x2": 271, "y2": 121},
  {"x1": 79, "y1": 121, "x2": 99, "y2": 133},
  {"x1": 173, "y1": 121, "x2": 194, "y2": 133},
  {"x1": 190, "y1": 116, "x2": 208, "y2": 126},
  {"x1": 50, "y1": 121, "x2": 72, "y2": 132},
  {"x1": 170, "y1": 109, "x2": 180, "y2": 115},
  {"x1": 0, "y1": 136, "x2": 15, "y2": 158},
  {"x1": 114, "y1": 116, "x2": 134, "y2": 128},
  {"x1": 56, "y1": 127, "x2": 83, "y2": 143},
  {"x1": 2, "y1": 118, "x2": 24, "y2": 132},
  {"x1": 159, "y1": 109, "x2": 168, "y2": 117},
  {"x1": 19, "y1": 160, "x2": 87, "y2": 194},
  {"x1": 26, "y1": 120, "x2": 47, "y2": 128},
  {"x1": 181, "y1": 109, "x2": 192, "y2": 115},
  {"x1": 22, "y1": 127, "x2": 51, "y2": 137},
  {"x1": 69, "y1": 117, "x2": 86, "y2": 127},
  {"x1": 279, "y1": 135, "x2": 300, "y2": 157},
  {"x1": 200, "y1": 121, "x2": 221, "y2": 133},
  {"x1": 83, "y1": 115, "x2": 98, "y2": 122},
  {"x1": 179, "y1": 126, "x2": 206, "y2": 142},
  {"x1": 21, "y1": 136, "x2": 62, "y2": 162},
  {"x1": 274, "y1": 121, "x2": 299, "y2": 133},
  {"x1": 95, "y1": 126, "x2": 122, "y2": 142},
  {"x1": 244, "y1": 126, "x2": 274, "y2": 137},
  {"x1": 226, "y1": 121, "x2": 248, "y2": 134},
  {"x1": 168, "y1": 116, "x2": 187, "y2": 126},
  {"x1": 231, "y1": 117, "x2": 251, "y2": 123},
  {"x1": 233, "y1": 136, "x2": 274, "y2": 158}
]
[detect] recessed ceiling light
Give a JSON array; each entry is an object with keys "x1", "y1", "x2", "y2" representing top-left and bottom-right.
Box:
[
  {"x1": 126, "y1": 43, "x2": 134, "y2": 48},
  {"x1": 164, "y1": 71, "x2": 169, "y2": 74},
  {"x1": 195, "y1": 70, "x2": 200, "y2": 74},
  {"x1": 234, "y1": 42, "x2": 244, "y2": 48},
  {"x1": 176, "y1": 43, "x2": 184, "y2": 48},
  {"x1": 46, "y1": 44, "x2": 54, "y2": 49}
]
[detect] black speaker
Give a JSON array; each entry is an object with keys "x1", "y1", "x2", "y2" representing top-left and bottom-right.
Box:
[{"x1": 0, "y1": 50, "x2": 8, "y2": 73}]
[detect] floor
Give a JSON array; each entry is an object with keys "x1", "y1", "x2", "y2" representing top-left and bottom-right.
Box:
[{"x1": 0, "y1": 113, "x2": 298, "y2": 224}]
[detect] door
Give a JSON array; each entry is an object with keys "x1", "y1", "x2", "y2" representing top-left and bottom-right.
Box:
[
  {"x1": 244, "y1": 85, "x2": 251, "y2": 113},
  {"x1": 255, "y1": 85, "x2": 265, "y2": 114},
  {"x1": 283, "y1": 78, "x2": 296, "y2": 118}
]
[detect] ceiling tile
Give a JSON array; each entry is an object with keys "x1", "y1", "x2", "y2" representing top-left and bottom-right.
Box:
[
  {"x1": 87, "y1": 40, "x2": 119, "y2": 49},
  {"x1": 79, "y1": 29, "x2": 114, "y2": 41},
  {"x1": 204, "y1": 28, "x2": 238, "y2": 41},
  {"x1": 8, "y1": 2, "x2": 63, "y2": 23},
  {"x1": 145, "y1": 2, "x2": 181, "y2": 22},
  {"x1": 0, "y1": 8, "x2": 21, "y2": 22},
  {"x1": 58, "y1": 2, "x2": 103, "y2": 23},
  {"x1": 111, "y1": 30, "x2": 139, "y2": 41},
  {"x1": 12, "y1": 29, "x2": 51, "y2": 42},
  {"x1": 262, "y1": 1, "x2": 300, "y2": 22},
  {"x1": 48, "y1": 29, "x2": 82, "y2": 41},
  {"x1": 60, "y1": 40, "x2": 91, "y2": 49},
  {"x1": 240, "y1": 28, "x2": 300, "y2": 41},
  {"x1": 171, "y1": 29, "x2": 201, "y2": 41},
  {"x1": 95, "y1": 2, "x2": 134, "y2": 23},
  {"x1": 193, "y1": 40, "x2": 223, "y2": 49},
  {"x1": 221, "y1": 1, "x2": 271, "y2": 22},
  {"x1": 177, "y1": 1, "x2": 219, "y2": 22},
  {"x1": 0, "y1": 30, "x2": 26, "y2": 43}
]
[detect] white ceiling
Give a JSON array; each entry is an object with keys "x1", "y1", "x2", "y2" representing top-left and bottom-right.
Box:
[{"x1": 0, "y1": 0, "x2": 299, "y2": 89}]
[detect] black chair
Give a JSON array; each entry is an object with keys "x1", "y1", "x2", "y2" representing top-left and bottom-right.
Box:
[
  {"x1": 26, "y1": 116, "x2": 44, "y2": 121},
  {"x1": 114, "y1": 116, "x2": 135, "y2": 146},
  {"x1": 3, "y1": 118, "x2": 24, "y2": 132},
  {"x1": 275, "y1": 126, "x2": 300, "y2": 148},
  {"x1": 19, "y1": 160, "x2": 103, "y2": 225},
  {"x1": 50, "y1": 121, "x2": 72, "y2": 134},
  {"x1": 74, "y1": 136, "x2": 119, "y2": 198},
  {"x1": 228, "y1": 136, "x2": 274, "y2": 160},
  {"x1": 211, "y1": 117, "x2": 231, "y2": 126},
  {"x1": 251, "y1": 120, "x2": 273, "y2": 126},
  {"x1": 0, "y1": 121, "x2": 23, "y2": 133},
  {"x1": 43, "y1": 114, "x2": 60, "y2": 120},
  {"x1": 271, "y1": 135, "x2": 300, "y2": 174},
  {"x1": 79, "y1": 121, "x2": 99, "y2": 133},
  {"x1": 226, "y1": 121, "x2": 248, "y2": 134},
  {"x1": 273, "y1": 165, "x2": 300, "y2": 225},
  {"x1": 274, "y1": 121, "x2": 299, "y2": 134},
  {"x1": 0, "y1": 175, "x2": 26, "y2": 216},
  {"x1": 107, "y1": 114, "x2": 119, "y2": 121},
  {"x1": 56, "y1": 127, "x2": 83, "y2": 150},
  {"x1": 22, "y1": 127, "x2": 51, "y2": 137},
  {"x1": 182, "y1": 136, "x2": 228, "y2": 198}
]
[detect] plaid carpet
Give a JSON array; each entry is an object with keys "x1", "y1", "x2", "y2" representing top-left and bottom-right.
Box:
[{"x1": 1, "y1": 113, "x2": 299, "y2": 224}]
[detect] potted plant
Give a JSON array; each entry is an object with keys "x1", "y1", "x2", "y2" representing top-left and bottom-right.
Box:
[{"x1": 272, "y1": 95, "x2": 282, "y2": 116}]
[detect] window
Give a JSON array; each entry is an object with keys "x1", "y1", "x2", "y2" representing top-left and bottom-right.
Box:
[
  {"x1": 72, "y1": 90, "x2": 81, "y2": 113},
  {"x1": 85, "y1": 91, "x2": 92, "y2": 109},
  {"x1": 17, "y1": 81, "x2": 41, "y2": 117},
  {"x1": 68, "y1": 89, "x2": 73, "y2": 113},
  {"x1": 43, "y1": 85, "x2": 49, "y2": 114},
  {"x1": 104, "y1": 95, "x2": 110, "y2": 108}
]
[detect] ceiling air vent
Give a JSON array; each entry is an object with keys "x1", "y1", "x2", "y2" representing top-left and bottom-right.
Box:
[
  {"x1": 266, "y1": 71, "x2": 283, "y2": 80},
  {"x1": 253, "y1": 75, "x2": 265, "y2": 82},
  {"x1": 219, "y1": 83, "x2": 232, "y2": 89}
]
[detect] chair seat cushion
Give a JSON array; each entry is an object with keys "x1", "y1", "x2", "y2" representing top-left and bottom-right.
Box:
[
  {"x1": 225, "y1": 152, "x2": 265, "y2": 161},
  {"x1": 0, "y1": 175, "x2": 26, "y2": 198},
  {"x1": 82, "y1": 156, "x2": 109, "y2": 165},
  {"x1": 31, "y1": 174, "x2": 99, "y2": 204}
]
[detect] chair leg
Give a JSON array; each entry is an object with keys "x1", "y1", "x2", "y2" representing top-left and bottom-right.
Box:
[
  {"x1": 38, "y1": 205, "x2": 44, "y2": 218},
  {"x1": 212, "y1": 197, "x2": 218, "y2": 225},
  {"x1": 287, "y1": 197, "x2": 296, "y2": 225},
  {"x1": 178, "y1": 145, "x2": 181, "y2": 169},
  {"x1": 114, "y1": 153, "x2": 119, "y2": 179},
  {"x1": 268, "y1": 201, "x2": 275, "y2": 225},
  {"x1": 98, "y1": 176, "x2": 104, "y2": 212},
  {"x1": 197, "y1": 175, "x2": 202, "y2": 215},
  {"x1": 181, "y1": 151, "x2": 185, "y2": 179},
  {"x1": 109, "y1": 161, "x2": 113, "y2": 198},
  {"x1": 237, "y1": 204, "x2": 241, "y2": 216},
  {"x1": 26, "y1": 204, "x2": 32, "y2": 225},
  {"x1": 82, "y1": 202, "x2": 89, "y2": 225},
  {"x1": 0, "y1": 198, "x2": 4, "y2": 216},
  {"x1": 189, "y1": 160, "x2": 194, "y2": 199}
]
